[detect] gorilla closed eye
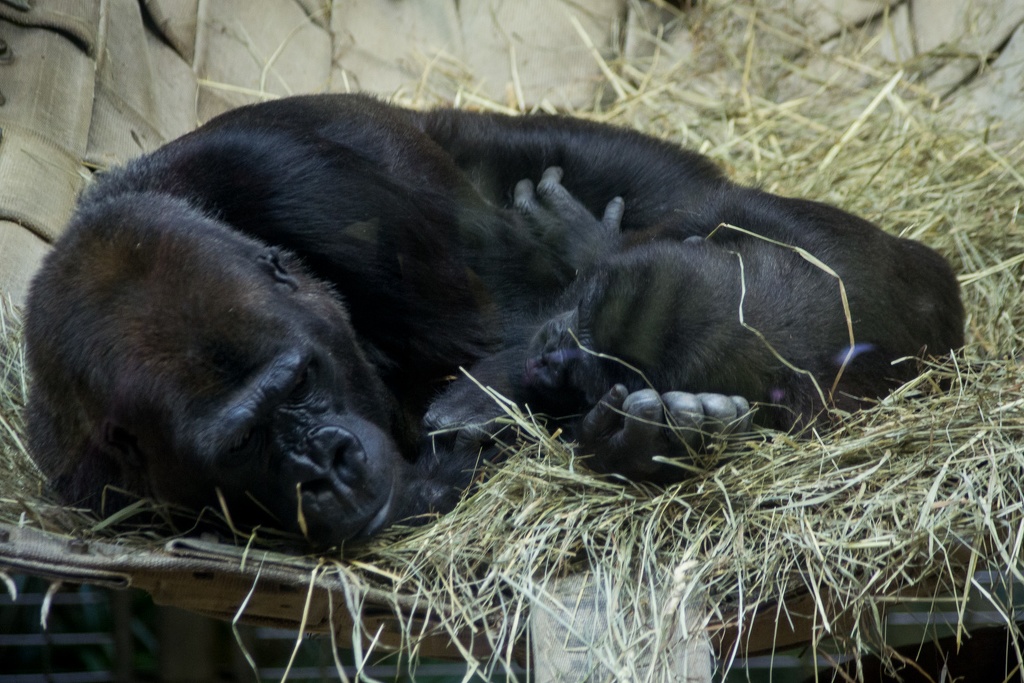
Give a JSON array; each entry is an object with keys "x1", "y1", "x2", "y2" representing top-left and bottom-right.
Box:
[
  {"x1": 290, "y1": 360, "x2": 315, "y2": 403},
  {"x1": 227, "y1": 426, "x2": 257, "y2": 454}
]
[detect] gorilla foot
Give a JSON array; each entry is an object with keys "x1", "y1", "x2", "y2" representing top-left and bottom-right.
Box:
[
  {"x1": 514, "y1": 166, "x2": 623, "y2": 271},
  {"x1": 524, "y1": 309, "x2": 583, "y2": 390},
  {"x1": 577, "y1": 386, "x2": 752, "y2": 481}
]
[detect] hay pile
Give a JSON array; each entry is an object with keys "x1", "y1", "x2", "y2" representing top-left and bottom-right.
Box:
[{"x1": 2, "y1": 2, "x2": 1022, "y2": 679}]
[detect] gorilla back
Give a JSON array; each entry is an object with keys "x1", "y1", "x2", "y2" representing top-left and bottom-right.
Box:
[{"x1": 24, "y1": 94, "x2": 964, "y2": 546}]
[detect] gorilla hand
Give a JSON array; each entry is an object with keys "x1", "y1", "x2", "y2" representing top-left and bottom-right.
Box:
[
  {"x1": 514, "y1": 166, "x2": 624, "y2": 272},
  {"x1": 577, "y1": 386, "x2": 752, "y2": 481}
]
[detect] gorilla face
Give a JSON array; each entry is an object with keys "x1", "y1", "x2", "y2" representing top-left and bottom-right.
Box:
[
  {"x1": 177, "y1": 331, "x2": 408, "y2": 545},
  {"x1": 26, "y1": 192, "x2": 416, "y2": 545}
]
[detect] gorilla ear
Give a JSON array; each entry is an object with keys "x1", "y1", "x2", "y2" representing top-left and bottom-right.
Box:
[
  {"x1": 258, "y1": 248, "x2": 299, "y2": 290},
  {"x1": 100, "y1": 420, "x2": 142, "y2": 467}
]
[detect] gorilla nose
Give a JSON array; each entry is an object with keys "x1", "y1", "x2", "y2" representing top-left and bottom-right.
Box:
[{"x1": 307, "y1": 426, "x2": 366, "y2": 486}]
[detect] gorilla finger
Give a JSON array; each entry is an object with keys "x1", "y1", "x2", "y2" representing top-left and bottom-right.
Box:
[
  {"x1": 662, "y1": 391, "x2": 704, "y2": 430},
  {"x1": 621, "y1": 388, "x2": 663, "y2": 418},
  {"x1": 618, "y1": 389, "x2": 667, "y2": 450},
  {"x1": 536, "y1": 166, "x2": 565, "y2": 193},
  {"x1": 730, "y1": 395, "x2": 754, "y2": 431},
  {"x1": 513, "y1": 178, "x2": 539, "y2": 213},
  {"x1": 658, "y1": 391, "x2": 706, "y2": 449},
  {"x1": 698, "y1": 393, "x2": 738, "y2": 421},
  {"x1": 536, "y1": 168, "x2": 584, "y2": 217},
  {"x1": 696, "y1": 393, "x2": 744, "y2": 434},
  {"x1": 579, "y1": 384, "x2": 629, "y2": 441},
  {"x1": 601, "y1": 196, "x2": 625, "y2": 232}
]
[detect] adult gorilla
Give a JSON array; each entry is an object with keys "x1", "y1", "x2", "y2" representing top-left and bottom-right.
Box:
[{"x1": 24, "y1": 95, "x2": 963, "y2": 546}]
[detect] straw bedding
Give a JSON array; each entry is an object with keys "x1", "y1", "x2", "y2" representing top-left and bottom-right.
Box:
[{"x1": 1, "y1": 3, "x2": 1022, "y2": 678}]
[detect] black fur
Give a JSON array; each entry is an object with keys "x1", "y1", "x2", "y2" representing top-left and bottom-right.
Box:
[{"x1": 24, "y1": 94, "x2": 964, "y2": 545}]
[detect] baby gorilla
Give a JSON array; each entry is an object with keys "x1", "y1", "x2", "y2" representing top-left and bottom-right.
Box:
[
  {"x1": 513, "y1": 171, "x2": 754, "y2": 478},
  {"x1": 437, "y1": 167, "x2": 960, "y2": 482}
]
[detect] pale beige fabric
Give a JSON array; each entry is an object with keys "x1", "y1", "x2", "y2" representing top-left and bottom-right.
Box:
[
  {"x1": 0, "y1": 0, "x2": 343, "y2": 301},
  {"x1": 770, "y1": 0, "x2": 1024, "y2": 132},
  {"x1": 87, "y1": 0, "x2": 199, "y2": 168},
  {"x1": 0, "y1": 1, "x2": 100, "y2": 50},
  {"x1": 0, "y1": 222, "x2": 48, "y2": 304},
  {"x1": 530, "y1": 573, "x2": 714, "y2": 683},
  {"x1": 459, "y1": 0, "x2": 622, "y2": 109},
  {"x1": 142, "y1": 0, "x2": 199, "y2": 63},
  {"x1": 330, "y1": 1, "x2": 463, "y2": 96},
  {"x1": 949, "y1": 22, "x2": 1024, "y2": 130},
  {"x1": 0, "y1": 15, "x2": 94, "y2": 302},
  {"x1": 914, "y1": 0, "x2": 1024, "y2": 99},
  {"x1": 329, "y1": 0, "x2": 621, "y2": 107},
  {"x1": 193, "y1": 0, "x2": 332, "y2": 120}
]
